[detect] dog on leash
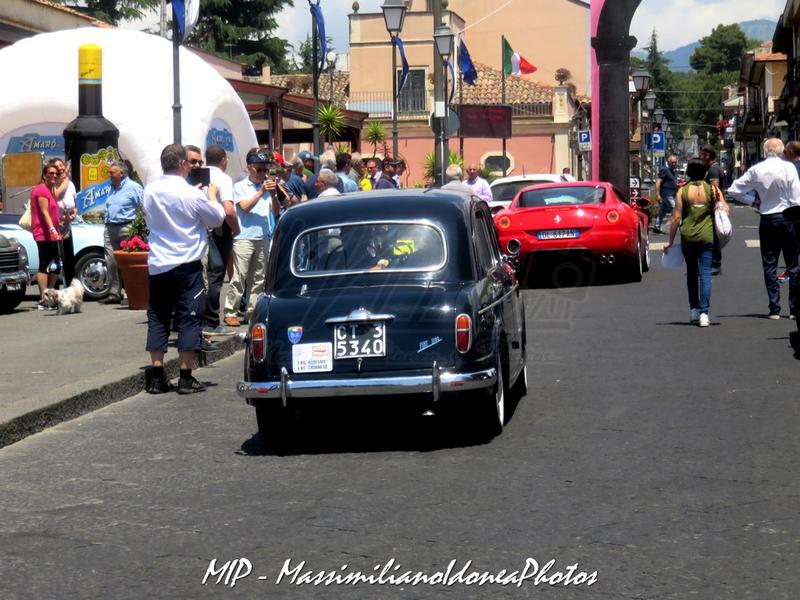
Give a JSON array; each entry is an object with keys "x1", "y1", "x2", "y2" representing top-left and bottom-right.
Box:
[{"x1": 42, "y1": 279, "x2": 84, "y2": 314}]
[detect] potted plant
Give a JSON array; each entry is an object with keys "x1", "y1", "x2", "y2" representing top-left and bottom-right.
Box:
[{"x1": 113, "y1": 207, "x2": 150, "y2": 310}]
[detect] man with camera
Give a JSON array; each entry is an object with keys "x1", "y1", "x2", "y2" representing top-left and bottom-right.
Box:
[{"x1": 222, "y1": 149, "x2": 280, "y2": 328}]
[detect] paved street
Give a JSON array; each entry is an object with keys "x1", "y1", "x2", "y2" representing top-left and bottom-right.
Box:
[{"x1": 2, "y1": 206, "x2": 800, "y2": 599}]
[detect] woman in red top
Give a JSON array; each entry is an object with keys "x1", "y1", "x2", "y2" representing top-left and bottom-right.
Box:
[{"x1": 30, "y1": 164, "x2": 63, "y2": 308}]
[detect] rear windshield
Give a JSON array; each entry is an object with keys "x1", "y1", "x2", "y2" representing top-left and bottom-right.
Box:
[
  {"x1": 519, "y1": 186, "x2": 605, "y2": 208},
  {"x1": 492, "y1": 180, "x2": 556, "y2": 203},
  {"x1": 291, "y1": 221, "x2": 446, "y2": 276}
]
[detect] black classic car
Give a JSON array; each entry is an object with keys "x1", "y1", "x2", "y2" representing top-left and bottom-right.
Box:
[{"x1": 237, "y1": 189, "x2": 527, "y2": 444}]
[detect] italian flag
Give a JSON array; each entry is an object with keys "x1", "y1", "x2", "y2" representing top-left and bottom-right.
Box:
[{"x1": 502, "y1": 38, "x2": 537, "y2": 76}]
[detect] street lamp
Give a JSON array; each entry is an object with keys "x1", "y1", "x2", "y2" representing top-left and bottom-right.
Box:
[
  {"x1": 631, "y1": 69, "x2": 651, "y2": 191},
  {"x1": 643, "y1": 89, "x2": 656, "y2": 112},
  {"x1": 327, "y1": 50, "x2": 337, "y2": 105},
  {"x1": 382, "y1": 0, "x2": 407, "y2": 159},
  {"x1": 652, "y1": 108, "x2": 665, "y2": 129},
  {"x1": 433, "y1": 22, "x2": 454, "y2": 185}
]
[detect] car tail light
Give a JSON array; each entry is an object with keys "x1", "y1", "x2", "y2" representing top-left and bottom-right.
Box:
[
  {"x1": 497, "y1": 215, "x2": 512, "y2": 230},
  {"x1": 251, "y1": 324, "x2": 266, "y2": 363},
  {"x1": 455, "y1": 314, "x2": 472, "y2": 353},
  {"x1": 606, "y1": 210, "x2": 620, "y2": 223}
]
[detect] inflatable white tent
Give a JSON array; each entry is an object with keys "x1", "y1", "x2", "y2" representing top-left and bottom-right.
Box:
[{"x1": 0, "y1": 28, "x2": 257, "y2": 186}]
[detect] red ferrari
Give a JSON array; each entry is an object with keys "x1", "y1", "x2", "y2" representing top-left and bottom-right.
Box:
[{"x1": 493, "y1": 181, "x2": 651, "y2": 282}]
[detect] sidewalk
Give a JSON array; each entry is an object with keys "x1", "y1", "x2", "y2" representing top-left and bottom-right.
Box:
[{"x1": 0, "y1": 288, "x2": 243, "y2": 449}]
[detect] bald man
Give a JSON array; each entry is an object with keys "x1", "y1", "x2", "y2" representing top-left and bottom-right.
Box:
[{"x1": 465, "y1": 163, "x2": 492, "y2": 202}]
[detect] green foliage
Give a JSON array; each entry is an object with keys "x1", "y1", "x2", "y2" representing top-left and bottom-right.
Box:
[
  {"x1": 318, "y1": 104, "x2": 345, "y2": 143},
  {"x1": 335, "y1": 144, "x2": 351, "y2": 155},
  {"x1": 188, "y1": 0, "x2": 294, "y2": 75},
  {"x1": 690, "y1": 24, "x2": 749, "y2": 74},
  {"x1": 364, "y1": 122, "x2": 387, "y2": 156},
  {"x1": 422, "y1": 151, "x2": 464, "y2": 183},
  {"x1": 129, "y1": 206, "x2": 149, "y2": 243},
  {"x1": 291, "y1": 33, "x2": 335, "y2": 73},
  {"x1": 51, "y1": 0, "x2": 159, "y2": 25}
]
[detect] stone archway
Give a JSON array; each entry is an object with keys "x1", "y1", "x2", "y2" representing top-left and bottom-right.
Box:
[{"x1": 591, "y1": 0, "x2": 642, "y2": 196}]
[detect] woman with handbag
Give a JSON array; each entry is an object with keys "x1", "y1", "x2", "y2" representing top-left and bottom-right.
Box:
[
  {"x1": 663, "y1": 158, "x2": 730, "y2": 327},
  {"x1": 29, "y1": 163, "x2": 63, "y2": 310}
]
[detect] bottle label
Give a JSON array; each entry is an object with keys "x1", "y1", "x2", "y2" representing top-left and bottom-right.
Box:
[
  {"x1": 79, "y1": 146, "x2": 120, "y2": 189},
  {"x1": 79, "y1": 44, "x2": 102, "y2": 84}
]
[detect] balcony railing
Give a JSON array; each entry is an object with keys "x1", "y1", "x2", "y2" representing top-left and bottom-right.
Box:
[{"x1": 348, "y1": 92, "x2": 552, "y2": 119}]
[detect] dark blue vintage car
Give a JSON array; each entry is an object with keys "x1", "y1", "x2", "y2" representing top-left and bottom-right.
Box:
[{"x1": 237, "y1": 189, "x2": 527, "y2": 443}]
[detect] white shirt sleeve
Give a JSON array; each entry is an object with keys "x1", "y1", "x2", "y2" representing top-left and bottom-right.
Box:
[{"x1": 189, "y1": 188, "x2": 225, "y2": 228}]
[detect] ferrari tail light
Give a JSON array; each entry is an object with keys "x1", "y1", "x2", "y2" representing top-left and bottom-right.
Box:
[
  {"x1": 455, "y1": 314, "x2": 472, "y2": 353},
  {"x1": 251, "y1": 324, "x2": 266, "y2": 363},
  {"x1": 497, "y1": 215, "x2": 512, "y2": 230},
  {"x1": 606, "y1": 210, "x2": 620, "y2": 223}
]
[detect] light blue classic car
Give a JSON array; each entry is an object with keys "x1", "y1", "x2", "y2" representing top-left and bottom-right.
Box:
[{"x1": 0, "y1": 214, "x2": 109, "y2": 300}]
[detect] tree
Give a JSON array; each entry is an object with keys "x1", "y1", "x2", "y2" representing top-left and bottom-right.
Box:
[
  {"x1": 188, "y1": 0, "x2": 295, "y2": 75},
  {"x1": 642, "y1": 30, "x2": 677, "y2": 135},
  {"x1": 690, "y1": 24, "x2": 749, "y2": 74},
  {"x1": 291, "y1": 33, "x2": 335, "y2": 73},
  {"x1": 318, "y1": 104, "x2": 345, "y2": 144},
  {"x1": 53, "y1": 0, "x2": 159, "y2": 25},
  {"x1": 364, "y1": 122, "x2": 386, "y2": 156}
]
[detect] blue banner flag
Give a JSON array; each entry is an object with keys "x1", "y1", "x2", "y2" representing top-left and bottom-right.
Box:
[
  {"x1": 170, "y1": 0, "x2": 199, "y2": 41},
  {"x1": 395, "y1": 36, "x2": 409, "y2": 97},
  {"x1": 310, "y1": 3, "x2": 327, "y2": 71},
  {"x1": 458, "y1": 39, "x2": 478, "y2": 85},
  {"x1": 445, "y1": 59, "x2": 456, "y2": 104}
]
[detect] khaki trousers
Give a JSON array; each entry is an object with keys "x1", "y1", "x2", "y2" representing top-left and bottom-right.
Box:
[{"x1": 223, "y1": 238, "x2": 267, "y2": 321}]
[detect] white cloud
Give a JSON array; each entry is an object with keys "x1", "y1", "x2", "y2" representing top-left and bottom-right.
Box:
[{"x1": 631, "y1": 0, "x2": 785, "y2": 52}]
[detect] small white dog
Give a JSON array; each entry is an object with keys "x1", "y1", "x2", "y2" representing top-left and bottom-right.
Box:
[{"x1": 42, "y1": 279, "x2": 84, "y2": 314}]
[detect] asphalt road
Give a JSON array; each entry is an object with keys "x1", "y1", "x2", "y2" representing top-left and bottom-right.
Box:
[{"x1": 2, "y1": 205, "x2": 800, "y2": 599}]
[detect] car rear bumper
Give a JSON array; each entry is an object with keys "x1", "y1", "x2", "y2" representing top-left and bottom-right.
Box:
[{"x1": 237, "y1": 365, "x2": 496, "y2": 403}]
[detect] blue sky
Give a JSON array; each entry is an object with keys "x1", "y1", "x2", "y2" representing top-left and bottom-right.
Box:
[{"x1": 126, "y1": 0, "x2": 787, "y2": 58}]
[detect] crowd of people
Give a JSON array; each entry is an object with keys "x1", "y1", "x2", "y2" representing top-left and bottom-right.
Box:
[
  {"x1": 662, "y1": 137, "x2": 800, "y2": 328},
  {"x1": 25, "y1": 142, "x2": 496, "y2": 393}
]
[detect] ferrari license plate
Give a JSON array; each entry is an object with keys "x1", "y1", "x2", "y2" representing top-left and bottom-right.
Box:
[
  {"x1": 538, "y1": 229, "x2": 579, "y2": 240},
  {"x1": 334, "y1": 322, "x2": 386, "y2": 359}
]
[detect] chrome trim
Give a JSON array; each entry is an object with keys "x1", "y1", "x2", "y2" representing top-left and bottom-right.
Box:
[
  {"x1": 290, "y1": 219, "x2": 448, "y2": 278},
  {"x1": 280, "y1": 367, "x2": 288, "y2": 408},
  {"x1": 0, "y1": 269, "x2": 28, "y2": 286},
  {"x1": 237, "y1": 367, "x2": 496, "y2": 400},
  {"x1": 478, "y1": 283, "x2": 518, "y2": 316},
  {"x1": 432, "y1": 360, "x2": 440, "y2": 402},
  {"x1": 325, "y1": 308, "x2": 396, "y2": 325}
]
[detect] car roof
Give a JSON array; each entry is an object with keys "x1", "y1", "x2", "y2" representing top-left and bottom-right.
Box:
[
  {"x1": 278, "y1": 188, "x2": 478, "y2": 228},
  {"x1": 490, "y1": 173, "x2": 572, "y2": 187}
]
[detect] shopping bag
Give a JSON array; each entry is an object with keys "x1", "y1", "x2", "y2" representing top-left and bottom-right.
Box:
[{"x1": 661, "y1": 247, "x2": 684, "y2": 269}]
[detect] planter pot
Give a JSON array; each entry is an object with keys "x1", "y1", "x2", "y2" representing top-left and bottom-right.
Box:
[{"x1": 113, "y1": 250, "x2": 149, "y2": 310}]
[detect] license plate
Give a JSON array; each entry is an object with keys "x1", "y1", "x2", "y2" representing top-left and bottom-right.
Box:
[
  {"x1": 538, "y1": 229, "x2": 579, "y2": 240},
  {"x1": 334, "y1": 322, "x2": 386, "y2": 359}
]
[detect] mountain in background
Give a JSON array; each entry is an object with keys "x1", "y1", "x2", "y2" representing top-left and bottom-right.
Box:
[{"x1": 633, "y1": 19, "x2": 777, "y2": 72}]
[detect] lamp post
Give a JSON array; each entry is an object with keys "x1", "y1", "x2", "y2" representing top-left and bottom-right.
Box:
[
  {"x1": 433, "y1": 23, "x2": 454, "y2": 186},
  {"x1": 327, "y1": 50, "x2": 337, "y2": 105},
  {"x1": 631, "y1": 69, "x2": 651, "y2": 190},
  {"x1": 382, "y1": 0, "x2": 407, "y2": 159},
  {"x1": 310, "y1": 0, "x2": 321, "y2": 158}
]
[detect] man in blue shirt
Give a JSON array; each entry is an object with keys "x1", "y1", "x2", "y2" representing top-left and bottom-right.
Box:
[
  {"x1": 653, "y1": 155, "x2": 679, "y2": 234},
  {"x1": 335, "y1": 152, "x2": 360, "y2": 193},
  {"x1": 102, "y1": 160, "x2": 144, "y2": 304}
]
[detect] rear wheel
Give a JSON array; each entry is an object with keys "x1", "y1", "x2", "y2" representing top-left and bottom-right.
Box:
[
  {"x1": 625, "y1": 234, "x2": 643, "y2": 282},
  {"x1": 475, "y1": 350, "x2": 506, "y2": 438},
  {"x1": 641, "y1": 229, "x2": 651, "y2": 272}
]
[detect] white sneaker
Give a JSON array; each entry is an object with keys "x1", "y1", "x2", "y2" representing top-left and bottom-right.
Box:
[
  {"x1": 699, "y1": 313, "x2": 709, "y2": 327},
  {"x1": 690, "y1": 308, "x2": 699, "y2": 323}
]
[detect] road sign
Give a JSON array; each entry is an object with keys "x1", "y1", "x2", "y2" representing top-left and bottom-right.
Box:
[
  {"x1": 578, "y1": 130, "x2": 591, "y2": 152},
  {"x1": 630, "y1": 177, "x2": 640, "y2": 189},
  {"x1": 630, "y1": 187, "x2": 641, "y2": 199},
  {"x1": 647, "y1": 132, "x2": 665, "y2": 157}
]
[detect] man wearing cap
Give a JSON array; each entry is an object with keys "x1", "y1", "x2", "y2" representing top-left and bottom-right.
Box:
[
  {"x1": 298, "y1": 150, "x2": 317, "y2": 178},
  {"x1": 375, "y1": 158, "x2": 400, "y2": 189},
  {"x1": 222, "y1": 149, "x2": 281, "y2": 328},
  {"x1": 700, "y1": 144, "x2": 725, "y2": 275},
  {"x1": 280, "y1": 155, "x2": 308, "y2": 205}
]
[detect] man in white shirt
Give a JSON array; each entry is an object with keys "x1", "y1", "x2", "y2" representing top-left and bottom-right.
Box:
[
  {"x1": 202, "y1": 145, "x2": 240, "y2": 334},
  {"x1": 143, "y1": 144, "x2": 225, "y2": 395},
  {"x1": 727, "y1": 137, "x2": 800, "y2": 319},
  {"x1": 222, "y1": 149, "x2": 281, "y2": 327},
  {"x1": 465, "y1": 162, "x2": 492, "y2": 202}
]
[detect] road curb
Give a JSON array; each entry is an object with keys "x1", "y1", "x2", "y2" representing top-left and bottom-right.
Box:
[{"x1": 0, "y1": 338, "x2": 243, "y2": 450}]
